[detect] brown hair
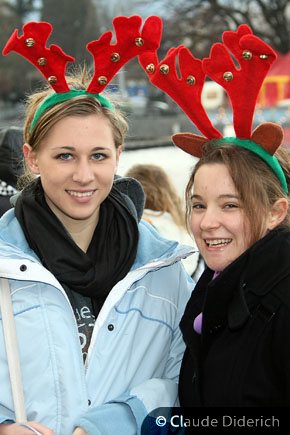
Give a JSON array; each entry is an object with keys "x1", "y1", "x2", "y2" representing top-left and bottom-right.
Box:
[
  {"x1": 125, "y1": 163, "x2": 186, "y2": 227},
  {"x1": 185, "y1": 141, "x2": 290, "y2": 245},
  {"x1": 19, "y1": 68, "x2": 128, "y2": 188}
]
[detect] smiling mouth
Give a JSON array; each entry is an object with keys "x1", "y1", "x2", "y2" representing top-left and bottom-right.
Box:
[
  {"x1": 205, "y1": 238, "x2": 232, "y2": 247},
  {"x1": 66, "y1": 190, "x2": 95, "y2": 198}
]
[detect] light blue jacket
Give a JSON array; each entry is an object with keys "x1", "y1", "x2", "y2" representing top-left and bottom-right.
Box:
[{"x1": 0, "y1": 209, "x2": 195, "y2": 435}]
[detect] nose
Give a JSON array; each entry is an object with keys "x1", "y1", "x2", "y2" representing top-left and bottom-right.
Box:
[
  {"x1": 72, "y1": 160, "x2": 95, "y2": 184},
  {"x1": 199, "y1": 207, "x2": 220, "y2": 231}
]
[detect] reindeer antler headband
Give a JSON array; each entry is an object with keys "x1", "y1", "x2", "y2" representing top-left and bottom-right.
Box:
[
  {"x1": 139, "y1": 24, "x2": 288, "y2": 194},
  {"x1": 2, "y1": 16, "x2": 162, "y2": 131}
]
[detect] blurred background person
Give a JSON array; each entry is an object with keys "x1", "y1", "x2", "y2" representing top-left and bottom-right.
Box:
[
  {"x1": 125, "y1": 163, "x2": 203, "y2": 279},
  {"x1": 0, "y1": 126, "x2": 23, "y2": 216}
]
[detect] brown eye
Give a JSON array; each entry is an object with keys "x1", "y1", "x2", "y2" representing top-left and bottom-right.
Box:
[
  {"x1": 192, "y1": 203, "x2": 205, "y2": 209},
  {"x1": 224, "y1": 203, "x2": 238, "y2": 209}
]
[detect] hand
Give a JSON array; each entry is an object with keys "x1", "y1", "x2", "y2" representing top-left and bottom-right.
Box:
[
  {"x1": 0, "y1": 422, "x2": 54, "y2": 434},
  {"x1": 73, "y1": 428, "x2": 87, "y2": 435}
]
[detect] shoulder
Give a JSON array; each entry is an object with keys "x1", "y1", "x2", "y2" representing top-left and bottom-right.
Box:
[
  {"x1": 135, "y1": 219, "x2": 194, "y2": 267},
  {"x1": 129, "y1": 258, "x2": 195, "y2": 320},
  {"x1": 268, "y1": 280, "x2": 290, "y2": 363},
  {"x1": 132, "y1": 219, "x2": 194, "y2": 291},
  {"x1": 272, "y1": 275, "x2": 290, "y2": 310},
  {"x1": 0, "y1": 208, "x2": 21, "y2": 239}
]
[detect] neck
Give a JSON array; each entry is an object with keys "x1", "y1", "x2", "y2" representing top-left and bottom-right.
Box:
[
  {"x1": 45, "y1": 196, "x2": 99, "y2": 252},
  {"x1": 66, "y1": 220, "x2": 97, "y2": 252}
]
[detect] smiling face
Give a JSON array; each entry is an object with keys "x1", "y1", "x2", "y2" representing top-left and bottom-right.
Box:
[
  {"x1": 190, "y1": 163, "x2": 252, "y2": 272},
  {"x1": 24, "y1": 114, "x2": 121, "y2": 230}
]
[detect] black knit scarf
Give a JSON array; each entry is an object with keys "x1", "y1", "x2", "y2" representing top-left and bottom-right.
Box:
[{"x1": 15, "y1": 179, "x2": 139, "y2": 306}]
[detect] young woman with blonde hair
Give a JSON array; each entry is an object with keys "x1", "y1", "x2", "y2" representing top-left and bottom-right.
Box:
[{"x1": 0, "y1": 16, "x2": 193, "y2": 434}]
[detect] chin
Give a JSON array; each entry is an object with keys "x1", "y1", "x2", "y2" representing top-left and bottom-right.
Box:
[
  {"x1": 61, "y1": 207, "x2": 95, "y2": 221},
  {"x1": 70, "y1": 213, "x2": 95, "y2": 221},
  {"x1": 205, "y1": 258, "x2": 231, "y2": 272}
]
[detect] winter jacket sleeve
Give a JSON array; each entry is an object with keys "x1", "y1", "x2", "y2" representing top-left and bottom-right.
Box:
[{"x1": 74, "y1": 267, "x2": 194, "y2": 435}]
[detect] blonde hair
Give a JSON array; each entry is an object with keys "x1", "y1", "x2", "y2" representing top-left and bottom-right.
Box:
[
  {"x1": 185, "y1": 141, "x2": 290, "y2": 245},
  {"x1": 19, "y1": 68, "x2": 128, "y2": 188},
  {"x1": 125, "y1": 163, "x2": 186, "y2": 227}
]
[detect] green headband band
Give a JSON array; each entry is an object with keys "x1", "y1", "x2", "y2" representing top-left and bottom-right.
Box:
[
  {"x1": 216, "y1": 137, "x2": 288, "y2": 195},
  {"x1": 30, "y1": 89, "x2": 114, "y2": 132}
]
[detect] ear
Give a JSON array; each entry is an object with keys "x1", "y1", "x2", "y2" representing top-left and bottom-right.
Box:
[
  {"x1": 23, "y1": 143, "x2": 40, "y2": 174},
  {"x1": 267, "y1": 198, "x2": 289, "y2": 230}
]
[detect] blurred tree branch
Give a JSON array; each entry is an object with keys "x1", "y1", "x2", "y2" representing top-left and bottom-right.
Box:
[{"x1": 159, "y1": 0, "x2": 289, "y2": 55}]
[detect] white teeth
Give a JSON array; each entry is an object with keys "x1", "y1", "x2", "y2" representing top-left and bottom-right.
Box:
[
  {"x1": 67, "y1": 190, "x2": 94, "y2": 198},
  {"x1": 206, "y1": 238, "x2": 232, "y2": 247}
]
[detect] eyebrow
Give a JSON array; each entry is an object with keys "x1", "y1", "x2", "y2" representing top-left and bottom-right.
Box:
[
  {"x1": 51, "y1": 146, "x2": 111, "y2": 151},
  {"x1": 191, "y1": 194, "x2": 240, "y2": 200}
]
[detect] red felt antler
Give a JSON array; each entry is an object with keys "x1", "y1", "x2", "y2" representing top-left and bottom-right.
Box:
[
  {"x1": 139, "y1": 23, "x2": 280, "y2": 157},
  {"x1": 139, "y1": 44, "x2": 222, "y2": 140},
  {"x1": 87, "y1": 15, "x2": 162, "y2": 93},
  {"x1": 2, "y1": 22, "x2": 75, "y2": 92},
  {"x1": 2, "y1": 16, "x2": 162, "y2": 95},
  {"x1": 203, "y1": 24, "x2": 277, "y2": 138}
]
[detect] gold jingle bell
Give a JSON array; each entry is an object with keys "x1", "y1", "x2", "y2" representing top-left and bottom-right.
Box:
[
  {"x1": 98, "y1": 76, "x2": 108, "y2": 85},
  {"x1": 25, "y1": 38, "x2": 35, "y2": 47},
  {"x1": 48, "y1": 76, "x2": 57, "y2": 85},
  {"x1": 135, "y1": 37, "x2": 144, "y2": 47},
  {"x1": 111, "y1": 53, "x2": 120, "y2": 62},
  {"x1": 160, "y1": 64, "x2": 169, "y2": 75},
  {"x1": 146, "y1": 63, "x2": 155, "y2": 74},
  {"x1": 242, "y1": 50, "x2": 252, "y2": 60},
  {"x1": 186, "y1": 75, "x2": 196, "y2": 85},
  {"x1": 37, "y1": 57, "x2": 47, "y2": 66},
  {"x1": 223, "y1": 71, "x2": 233, "y2": 81}
]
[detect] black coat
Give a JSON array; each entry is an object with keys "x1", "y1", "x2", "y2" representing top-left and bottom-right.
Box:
[
  {"x1": 0, "y1": 126, "x2": 23, "y2": 216},
  {"x1": 179, "y1": 226, "x2": 290, "y2": 407},
  {"x1": 0, "y1": 195, "x2": 13, "y2": 216}
]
